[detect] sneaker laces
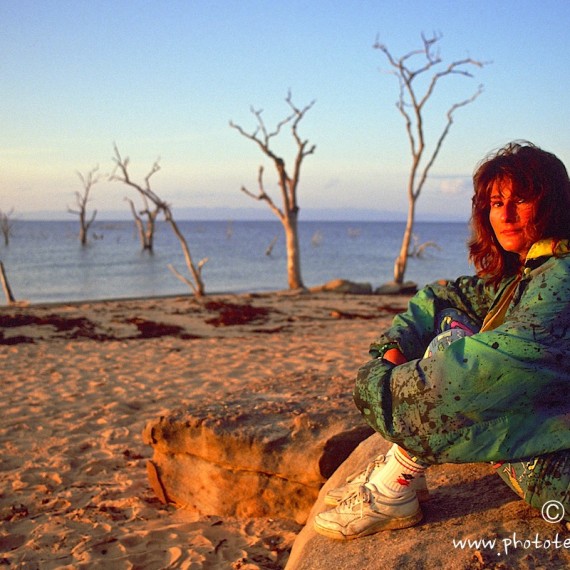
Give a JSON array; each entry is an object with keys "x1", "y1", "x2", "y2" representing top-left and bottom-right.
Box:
[{"x1": 339, "y1": 485, "x2": 373, "y2": 519}]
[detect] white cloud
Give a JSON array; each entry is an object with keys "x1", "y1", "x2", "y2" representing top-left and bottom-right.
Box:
[{"x1": 437, "y1": 177, "x2": 472, "y2": 195}]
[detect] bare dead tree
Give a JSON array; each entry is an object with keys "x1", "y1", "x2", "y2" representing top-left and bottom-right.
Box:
[
  {"x1": 230, "y1": 91, "x2": 316, "y2": 290},
  {"x1": 0, "y1": 208, "x2": 15, "y2": 246},
  {"x1": 375, "y1": 33, "x2": 487, "y2": 285},
  {"x1": 124, "y1": 194, "x2": 161, "y2": 252},
  {"x1": 111, "y1": 145, "x2": 207, "y2": 296},
  {"x1": 68, "y1": 167, "x2": 99, "y2": 245}
]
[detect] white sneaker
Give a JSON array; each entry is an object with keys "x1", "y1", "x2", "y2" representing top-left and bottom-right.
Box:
[
  {"x1": 324, "y1": 455, "x2": 429, "y2": 506},
  {"x1": 315, "y1": 485, "x2": 422, "y2": 540}
]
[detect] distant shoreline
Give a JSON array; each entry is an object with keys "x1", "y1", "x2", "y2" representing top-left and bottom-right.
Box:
[
  {"x1": 10, "y1": 215, "x2": 471, "y2": 224},
  {"x1": 12, "y1": 212, "x2": 469, "y2": 225}
]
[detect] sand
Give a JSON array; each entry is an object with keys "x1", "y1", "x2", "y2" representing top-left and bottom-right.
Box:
[{"x1": 0, "y1": 291, "x2": 409, "y2": 569}]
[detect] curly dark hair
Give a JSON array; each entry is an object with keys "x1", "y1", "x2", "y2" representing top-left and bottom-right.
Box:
[{"x1": 468, "y1": 141, "x2": 570, "y2": 285}]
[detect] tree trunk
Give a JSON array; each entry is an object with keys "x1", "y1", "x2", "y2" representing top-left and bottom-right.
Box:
[
  {"x1": 166, "y1": 215, "x2": 205, "y2": 296},
  {"x1": 127, "y1": 199, "x2": 154, "y2": 251},
  {"x1": 134, "y1": 217, "x2": 149, "y2": 250},
  {"x1": 284, "y1": 214, "x2": 304, "y2": 289},
  {"x1": 0, "y1": 261, "x2": 15, "y2": 304},
  {"x1": 79, "y1": 225, "x2": 87, "y2": 246},
  {"x1": 144, "y1": 219, "x2": 155, "y2": 252},
  {"x1": 393, "y1": 198, "x2": 416, "y2": 285}
]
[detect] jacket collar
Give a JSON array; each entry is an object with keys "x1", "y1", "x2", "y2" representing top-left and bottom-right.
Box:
[{"x1": 526, "y1": 239, "x2": 570, "y2": 262}]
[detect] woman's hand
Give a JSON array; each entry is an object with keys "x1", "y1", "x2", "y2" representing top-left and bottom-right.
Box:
[{"x1": 383, "y1": 348, "x2": 408, "y2": 366}]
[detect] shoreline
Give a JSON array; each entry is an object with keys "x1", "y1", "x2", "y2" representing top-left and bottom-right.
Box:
[{"x1": 2, "y1": 289, "x2": 289, "y2": 310}]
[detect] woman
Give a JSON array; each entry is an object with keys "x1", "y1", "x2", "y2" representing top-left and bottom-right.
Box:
[{"x1": 315, "y1": 141, "x2": 570, "y2": 540}]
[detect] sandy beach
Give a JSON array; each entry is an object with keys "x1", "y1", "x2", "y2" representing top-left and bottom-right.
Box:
[{"x1": 0, "y1": 291, "x2": 409, "y2": 569}]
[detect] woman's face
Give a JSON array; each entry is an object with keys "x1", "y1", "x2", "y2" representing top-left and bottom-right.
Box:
[{"x1": 489, "y1": 178, "x2": 535, "y2": 260}]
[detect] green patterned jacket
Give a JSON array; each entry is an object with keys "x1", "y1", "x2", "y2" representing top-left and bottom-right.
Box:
[{"x1": 354, "y1": 240, "x2": 570, "y2": 464}]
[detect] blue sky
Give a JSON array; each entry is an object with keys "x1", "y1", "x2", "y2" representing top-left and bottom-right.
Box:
[{"x1": 2, "y1": 0, "x2": 570, "y2": 221}]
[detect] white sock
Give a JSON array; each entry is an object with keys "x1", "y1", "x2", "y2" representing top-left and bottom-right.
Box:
[
  {"x1": 367, "y1": 445, "x2": 425, "y2": 497},
  {"x1": 385, "y1": 443, "x2": 398, "y2": 459}
]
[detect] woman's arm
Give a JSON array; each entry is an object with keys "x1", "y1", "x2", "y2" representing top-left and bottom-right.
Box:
[{"x1": 370, "y1": 275, "x2": 496, "y2": 360}]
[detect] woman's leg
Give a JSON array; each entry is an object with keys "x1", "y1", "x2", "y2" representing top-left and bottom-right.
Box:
[
  {"x1": 322, "y1": 310, "x2": 478, "y2": 501},
  {"x1": 494, "y1": 450, "x2": 570, "y2": 521},
  {"x1": 315, "y1": 310, "x2": 479, "y2": 539}
]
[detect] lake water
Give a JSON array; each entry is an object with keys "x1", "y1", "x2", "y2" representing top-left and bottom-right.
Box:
[{"x1": 0, "y1": 220, "x2": 474, "y2": 304}]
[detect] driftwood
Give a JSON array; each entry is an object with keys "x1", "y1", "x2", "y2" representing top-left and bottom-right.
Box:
[
  {"x1": 265, "y1": 235, "x2": 278, "y2": 256},
  {"x1": 409, "y1": 235, "x2": 442, "y2": 258}
]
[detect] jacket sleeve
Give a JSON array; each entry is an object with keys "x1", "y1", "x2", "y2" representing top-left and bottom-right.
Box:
[
  {"x1": 355, "y1": 256, "x2": 570, "y2": 464},
  {"x1": 370, "y1": 275, "x2": 496, "y2": 360}
]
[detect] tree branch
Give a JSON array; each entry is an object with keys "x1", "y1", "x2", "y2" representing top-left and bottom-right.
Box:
[
  {"x1": 240, "y1": 165, "x2": 285, "y2": 220},
  {"x1": 413, "y1": 84, "x2": 484, "y2": 200},
  {"x1": 111, "y1": 144, "x2": 166, "y2": 209}
]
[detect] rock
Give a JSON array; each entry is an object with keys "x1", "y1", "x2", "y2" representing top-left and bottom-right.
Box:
[
  {"x1": 142, "y1": 370, "x2": 373, "y2": 524},
  {"x1": 309, "y1": 279, "x2": 373, "y2": 295},
  {"x1": 375, "y1": 280, "x2": 418, "y2": 295},
  {"x1": 286, "y1": 434, "x2": 570, "y2": 569}
]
